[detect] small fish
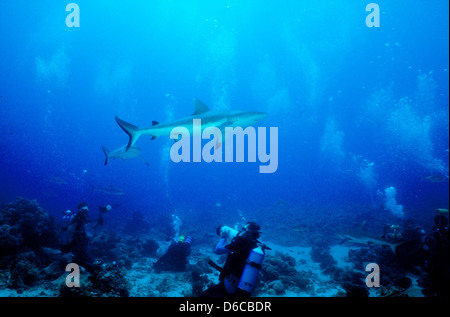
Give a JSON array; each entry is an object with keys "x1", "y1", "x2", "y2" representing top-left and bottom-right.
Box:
[
  {"x1": 424, "y1": 174, "x2": 448, "y2": 183},
  {"x1": 293, "y1": 224, "x2": 310, "y2": 233},
  {"x1": 274, "y1": 199, "x2": 286, "y2": 207},
  {"x1": 44, "y1": 176, "x2": 68, "y2": 185},
  {"x1": 91, "y1": 184, "x2": 127, "y2": 195}
]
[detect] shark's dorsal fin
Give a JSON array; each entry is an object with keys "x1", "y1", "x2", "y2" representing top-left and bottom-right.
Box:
[{"x1": 192, "y1": 99, "x2": 211, "y2": 116}]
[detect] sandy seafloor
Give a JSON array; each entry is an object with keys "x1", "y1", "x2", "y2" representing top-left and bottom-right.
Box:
[{"x1": 0, "y1": 240, "x2": 425, "y2": 298}]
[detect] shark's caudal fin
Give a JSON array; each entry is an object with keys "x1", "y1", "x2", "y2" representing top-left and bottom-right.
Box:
[
  {"x1": 115, "y1": 116, "x2": 143, "y2": 150},
  {"x1": 102, "y1": 146, "x2": 110, "y2": 166}
]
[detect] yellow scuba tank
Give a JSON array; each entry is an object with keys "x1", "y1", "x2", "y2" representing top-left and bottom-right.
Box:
[{"x1": 237, "y1": 246, "x2": 265, "y2": 294}]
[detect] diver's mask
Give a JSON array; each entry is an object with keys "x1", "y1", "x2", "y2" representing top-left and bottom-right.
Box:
[
  {"x1": 239, "y1": 222, "x2": 261, "y2": 239},
  {"x1": 78, "y1": 206, "x2": 89, "y2": 217}
]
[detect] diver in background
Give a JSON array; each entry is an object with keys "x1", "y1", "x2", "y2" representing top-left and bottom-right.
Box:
[
  {"x1": 171, "y1": 214, "x2": 182, "y2": 242},
  {"x1": 96, "y1": 204, "x2": 112, "y2": 226},
  {"x1": 153, "y1": 235, "x2": 193, "y2": 272},
  {"x1": 66, "y1": 202, "x2": 98, "y2": 273},
  {"x1": 381, "y1": 220, "x2": 429, "y2": 263},
  {"x1": 59, "y1": 202, "x2": 112, "y2": 250},
  {"x1": 423, "y1": 209, "x2": 449, "y2": 296},
  {"x1": 59, "y1": 209, "x2": 75, "y2": 253}
]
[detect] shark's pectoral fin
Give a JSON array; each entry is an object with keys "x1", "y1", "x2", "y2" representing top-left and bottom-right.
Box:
[
  {"x1": 215, "y1": 139, "x2": 222, "y2": 150},
  {"x1": 215, "y1": 123, "x2": 229, "y2": 150},
  {"x1": 207, "y1": 124, "x2": 225, "y2": 151}
]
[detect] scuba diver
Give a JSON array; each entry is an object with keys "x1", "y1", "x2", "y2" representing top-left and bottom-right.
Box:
[
  {"x1": 153, "y1": 235, "x2": 193, "y2": 272},
  {"x1": 381, "y1": 220, "x2": 429, "y2": 263},
  {"x1": 65, "y1": 202, "x2": 96, "y2": 273},
  {"x1": 171, "y1": 214, "x2": 183, "y2": 242},
  {"x1": 382, "y1": 224, "x2": 403, "y2": 243},
  {"x1": 202, "y1": 222, "x2": 270, "y2": 297},
  {"x1": 59, "y1": 209, "x2": 75, "y2": 253},
  {"x1": 423, "y1": 209, "x2": 449, "y2": 296},
  {"x1": 97, "y1": 204, "x2": 112, "y2": 226},
  {"x1": 62, "y1": 202, "x2": 113, "y2": 273}
]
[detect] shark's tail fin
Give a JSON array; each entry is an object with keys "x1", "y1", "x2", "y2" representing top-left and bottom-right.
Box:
[
  {"x1": 102, "y1": 146, "x2": 110, "y2": 165},
  {"x1": 115, "y1": 116, "x2": 142, "y2": 150}
]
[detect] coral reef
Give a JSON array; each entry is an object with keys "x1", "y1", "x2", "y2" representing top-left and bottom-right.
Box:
[
  {"x1": 257, "y1": 251, "x2": 314, "y2": 295},
  {"x1": 346, "y1": 244, "x2": 429, "y2": 297},
  {"x1": 341, "y1": 283, "x2": 369, "y2": 297},
  {"x1": 58, "y1": 272, "x2": 95, "y2": 297},
  {"x1": 8, "y1": 251, "x2": 41, "y2": 288},
  {"x1": 0, "y1": 197, "x2": 139, "y2": 297},
  {"x1": 90, "y1": 230, "x2": 159, "y2": 269},
  {"x1": 0, "y1": 197, "x2": 59, "y2": 256},
  {"x1": 58, "y1": 261, "x2": 131, "y2": 297},
  {"x1": 0, "y1": 196, "x2": 440, "y2": 298},
  {"x1": 2, "y1": 247, "x2": 72, "y2": 291},
  {"x1": 311, "y1": 240, "x2": 367, "y2": 297},
  {"x1": 141, "y1": 238, "x2": 159, "y2": 257},
  {"x1": 90, "y1": 262, "x2": 131, "y2": 297},
  {"x1": 0, "y1": 198, "x2": 71, "y2": 292},
  {"x1": 310, "y1": 240, "x2": 337, "y2": 274}
]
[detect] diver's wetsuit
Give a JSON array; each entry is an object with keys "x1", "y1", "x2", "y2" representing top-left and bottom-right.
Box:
[
  {"x1": 68, "y1": 214, "x2": 96, "y2": 273},
  {"x1": 425, "y1": 214, "x2": 450, "y2": 296},
  {"x1": 202, "y1": 235, "x2": 258, "y2": 297}
]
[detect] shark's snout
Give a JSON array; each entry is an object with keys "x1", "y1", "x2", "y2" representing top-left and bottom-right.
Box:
[
  {"x1": 248, "y1": 111, "x2": 268, "y2": 123},
  {"x1": 255, "y1": 112, "x2": 268, "y2": 120}
]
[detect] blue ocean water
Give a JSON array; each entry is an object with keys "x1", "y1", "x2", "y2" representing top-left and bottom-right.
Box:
[{"x1": 0, "y1": 1, "x2": 448, "y2": 238}]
